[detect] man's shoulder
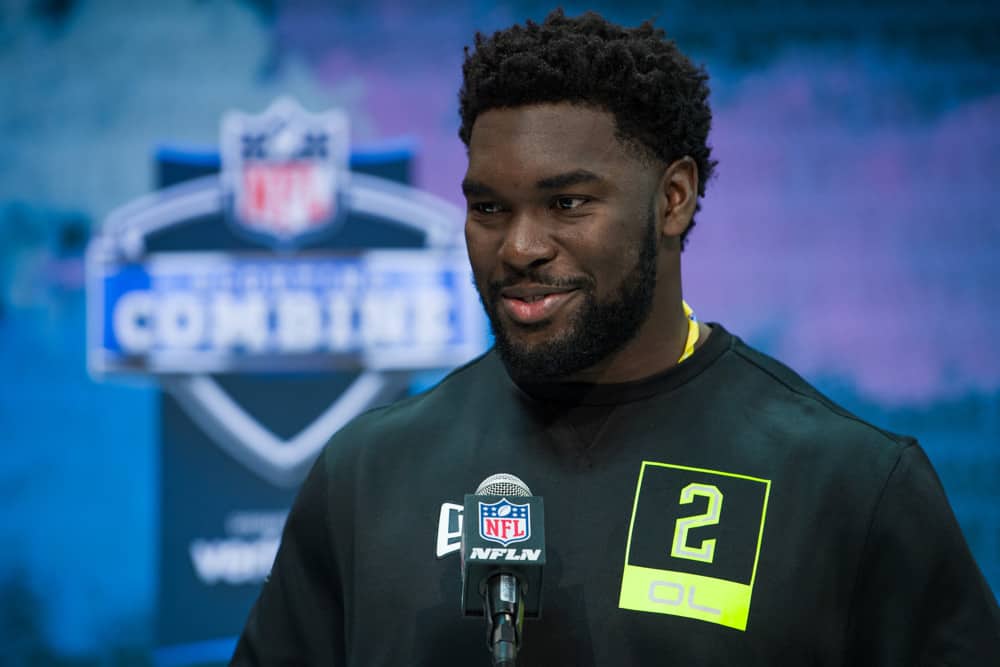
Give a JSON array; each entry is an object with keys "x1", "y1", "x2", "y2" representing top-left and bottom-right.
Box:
[
  {"x1": 715, "y1": 328, "x2": 913, "y2": 452},
  {"x1": 321, "y1": 349, "x2": 502, "y2": 457},
  {"x1": 365, "y1": 348, "x2": 500, "y2": 426}
]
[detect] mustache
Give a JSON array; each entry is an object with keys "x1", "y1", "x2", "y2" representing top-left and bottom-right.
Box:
[{"x1": 487, "y1": 272, "x2": 594, "y2": 296}]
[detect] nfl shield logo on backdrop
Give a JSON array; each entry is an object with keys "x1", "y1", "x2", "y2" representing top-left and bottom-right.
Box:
[
  {"x1": 479, "y1": 498, "x2": 531, "y2": 547},
  {"x1": 221, "y1": 97, "x2": 349, "y2": 245}
]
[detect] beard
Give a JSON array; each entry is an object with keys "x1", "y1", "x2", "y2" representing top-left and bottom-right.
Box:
[{"x1": 476, "y1": 208, "x2": 659, "y2": 381}]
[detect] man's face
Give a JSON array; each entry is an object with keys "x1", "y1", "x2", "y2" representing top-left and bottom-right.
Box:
[{"x1": 462, "y1": 104, "x2": 664, "y2": 380}]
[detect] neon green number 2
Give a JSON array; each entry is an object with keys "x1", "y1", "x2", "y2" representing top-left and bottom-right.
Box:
[{"x1": 670, "y1": 483, "x2": 723, "y2": 564}]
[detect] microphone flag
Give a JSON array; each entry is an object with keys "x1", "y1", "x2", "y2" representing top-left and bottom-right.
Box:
[{"x1": 461, "y1": 492, "x2": 546, "y2": 618}]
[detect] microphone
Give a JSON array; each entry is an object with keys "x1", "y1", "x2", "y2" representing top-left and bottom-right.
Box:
[{"x1": 461, "y1": 473, "x2": 546, "y2": 667}]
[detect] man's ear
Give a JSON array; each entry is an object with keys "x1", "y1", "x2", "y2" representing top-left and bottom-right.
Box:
[{"x1": 656, "y1": 156, "x2": 698, "y2": 242}]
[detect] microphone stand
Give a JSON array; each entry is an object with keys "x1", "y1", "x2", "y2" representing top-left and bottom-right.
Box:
[{"x1": 485, "y1": 573, "x2": 523, "y2": 667}]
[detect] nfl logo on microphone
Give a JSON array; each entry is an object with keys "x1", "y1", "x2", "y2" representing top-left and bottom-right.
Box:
[{"x1": 479, "y1": 498, "x2": 531, "y2": 547}]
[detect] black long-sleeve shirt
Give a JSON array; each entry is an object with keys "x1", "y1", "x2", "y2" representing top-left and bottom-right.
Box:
[{"x1": 233, "y1": 324, "x2": 1000, "y2": 665}]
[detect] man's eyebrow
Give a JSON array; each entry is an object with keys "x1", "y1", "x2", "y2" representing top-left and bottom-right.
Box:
[
  {"x1": 461, "y1": 169, "x2": 603, "y2": 197},
  {"x1": 535, "y1": 169, "x2": 602, "y2": 190},
  {"x1": 461, "y1": 179, "x2": 496, "y2": 197}
]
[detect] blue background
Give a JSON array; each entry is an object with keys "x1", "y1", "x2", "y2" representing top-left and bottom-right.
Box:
[{"x1": 1, "y1": 0, "x2": 997, "y2": 662}]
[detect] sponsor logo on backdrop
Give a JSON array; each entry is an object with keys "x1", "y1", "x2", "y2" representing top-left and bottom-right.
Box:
[
  {"x1": 86, "y1": 98, "x2": 485, "y2": 490},
  {"x1": 190, "y1": 511, "x2": 286, "y2": 585}
]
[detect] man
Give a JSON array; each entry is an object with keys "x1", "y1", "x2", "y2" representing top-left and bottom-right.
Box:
[{"x1": 233, "y1": 10, "x2": 999, "y2": 665}]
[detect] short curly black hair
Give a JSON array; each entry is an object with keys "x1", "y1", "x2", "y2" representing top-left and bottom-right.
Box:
[{"x1": 459, "y1": 9, "x2": 716, "y2": 247}]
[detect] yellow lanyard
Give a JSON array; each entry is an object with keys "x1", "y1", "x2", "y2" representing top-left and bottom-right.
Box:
[{"x1": 677, "y1": 300, "x2": 699, "y2": 364}]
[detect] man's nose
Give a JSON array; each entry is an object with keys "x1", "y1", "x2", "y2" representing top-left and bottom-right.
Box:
[{"x1": 498, "y1": 212, "x2": 555, "y2": 271}]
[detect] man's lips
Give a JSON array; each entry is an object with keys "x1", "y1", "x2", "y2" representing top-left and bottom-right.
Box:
[{"x1": 498, "y1": 284, "x2": 580, "y2": 325}]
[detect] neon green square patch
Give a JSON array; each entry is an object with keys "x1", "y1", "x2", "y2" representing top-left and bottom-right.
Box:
[{"x1": 618, "y1": 461, "x2": 771, "y2": 631}]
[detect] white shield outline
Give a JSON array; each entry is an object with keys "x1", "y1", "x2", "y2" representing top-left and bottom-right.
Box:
[{"x1": 87, "y1": 165, "x2": 470, "y2": 488}]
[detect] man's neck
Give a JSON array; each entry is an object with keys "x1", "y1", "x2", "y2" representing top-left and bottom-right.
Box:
[{"x1": 526, "y1": 309, "x2": 711, "y2": 385}]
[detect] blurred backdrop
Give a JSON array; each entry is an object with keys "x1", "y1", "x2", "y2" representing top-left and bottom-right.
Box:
[{"x1": 1, "y1": 0, "x2": 998, "y2": 664}]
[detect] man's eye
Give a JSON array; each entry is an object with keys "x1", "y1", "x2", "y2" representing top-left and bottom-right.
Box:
[
  {"x1": 554, "y1": 197, "x2": 588, "y2": 210},
  {"x1": 471, "y1": 202, "x2": 504, "y2": 214}
]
